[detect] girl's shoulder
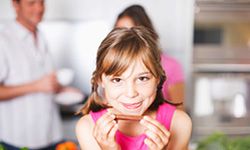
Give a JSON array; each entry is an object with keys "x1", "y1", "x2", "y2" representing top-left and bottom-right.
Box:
[
  {"x1": 76, "y1": 114, "x2": 94, "y2": 134},
  {"x1": 167, "y1": 109, "x2": 192, "y2": 148},
  {"x1": 171, "y1": 109, "x2": 192, "y2": 138},
  {"x1": 157, "y1": 102, "x2": 192, "y2": 134},
  {"x1": 172, "y1": 109, "x2": 192, "y2": 128},
  {"x1": 75, "y1": 114, "x2": 98, "y2": 149}
]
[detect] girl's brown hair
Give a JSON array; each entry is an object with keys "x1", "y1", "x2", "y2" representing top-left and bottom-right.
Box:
[{"x1": 80, "y1": 27, "x2": 167, "y2": 115}]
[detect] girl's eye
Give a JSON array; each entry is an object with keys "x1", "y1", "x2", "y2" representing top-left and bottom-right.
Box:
[
  {"x1": 138, "y1": 76, "x2": 150, "y2": 81},
  {"x1": 111, "y1": 78, "x2": 122, "y2": 83}
]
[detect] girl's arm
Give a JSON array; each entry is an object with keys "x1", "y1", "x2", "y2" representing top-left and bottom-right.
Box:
[
  {"x1": 76, "y1": 115, "x2": 102, "y2": 150},
  {"x1": 167, "y1": 109, "x2": 192, "y2": 150}
]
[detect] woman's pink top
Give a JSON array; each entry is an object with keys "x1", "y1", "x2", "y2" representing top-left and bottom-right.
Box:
[
  {"x1": 90, "y1": 103, "x2": 176, "y2": 150},
  {"x1": 161, "y1": 54, "x2": 184, "y2": 100}
]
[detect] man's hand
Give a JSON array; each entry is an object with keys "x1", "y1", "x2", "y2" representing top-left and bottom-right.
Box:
[{"x1": 33, "y1": 72, "x2": 61, "y2": 93}]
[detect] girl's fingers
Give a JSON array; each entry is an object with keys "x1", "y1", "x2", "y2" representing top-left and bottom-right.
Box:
[
  {"x1": 96, "y1": 112, "x2": 115, "y2": 127},
  {"x1": 140, "y1": 116, "x2": 170, "y2": 149},
  {"x1": 145, "y1": 130, "x2": 165, "y2": 149},
  {"x1": 102, "y1": 120, "x2": 117, "y2": 140},
  {"x1": 108, "y1": 123, "x2": 118, "y2": 140},
  {"x1": 144, "y1": 138, "x2": 158, "y2": 150},
  {"x1": 141, "y1": 116, "x2": 170, "y2": 140},
  {"x1": 93, "y1": 112, "x2": 116, "y2": 140},
  {"x1": 143, "y1": 116, "x2": 170, "y2": 137},
  {"x1": 92, "y1": 112, "x2": 119, "y2": 149}
]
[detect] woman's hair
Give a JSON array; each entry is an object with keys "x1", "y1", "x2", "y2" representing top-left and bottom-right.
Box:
[
  {"x1": 80, "y1": 27, "x2": 168, "y2": 115},
  {"x1": 13, "y1": 0, "x2": 20, "y2": 2},
  {"x1": 115, "y1": 4, "x2": 159, "y2": 41}
]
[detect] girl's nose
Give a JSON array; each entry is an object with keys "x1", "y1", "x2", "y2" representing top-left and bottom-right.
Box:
[{"x1": 125, "y1": 82, "x2": 139, "y2": 98}]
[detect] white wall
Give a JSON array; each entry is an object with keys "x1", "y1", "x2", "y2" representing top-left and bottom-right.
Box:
[{"x1": 0, "y1": 0, "x2": 194, "y2": 98}]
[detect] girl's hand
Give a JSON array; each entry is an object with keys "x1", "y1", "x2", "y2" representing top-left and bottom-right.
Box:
[
  {"x1": 140, "y1": 116, "x2": 170, "y2": 150},
  {"x1": 93, "y1": 112, "x2": 120, "y2": 150}
]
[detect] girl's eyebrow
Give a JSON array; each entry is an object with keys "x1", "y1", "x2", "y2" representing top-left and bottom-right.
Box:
[
  {"x1": 108, "y1": 71, "x2": 151, "y2": 79},
  {"x1": 121, "y1": 71, "x2": 151, "y2": 78},
  {"x1": 137, "y1": 71, "x2": 151, "y2": 76}
]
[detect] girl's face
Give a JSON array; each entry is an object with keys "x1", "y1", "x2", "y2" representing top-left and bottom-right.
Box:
[{"x1": 101, "y1": 60, "x2": 159, "y2": 115}]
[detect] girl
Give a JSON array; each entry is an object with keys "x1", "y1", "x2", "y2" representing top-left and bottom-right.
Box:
[{"x1": 76, "y1": 27, "x2": 192, "y2": 150}]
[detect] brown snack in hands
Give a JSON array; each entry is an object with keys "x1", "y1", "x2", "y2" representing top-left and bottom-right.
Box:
[{"x1": 115, "y1": 114, "x2": 142, "y2": 121}]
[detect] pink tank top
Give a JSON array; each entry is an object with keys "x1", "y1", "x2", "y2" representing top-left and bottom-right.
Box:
[{"x1": 90, "y1": 103, "x2": 176, "y2": 150}]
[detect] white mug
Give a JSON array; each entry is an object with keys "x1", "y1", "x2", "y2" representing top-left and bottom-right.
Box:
[{"x1": 56, "y1": 68, "x2": 74, "y2": 86}]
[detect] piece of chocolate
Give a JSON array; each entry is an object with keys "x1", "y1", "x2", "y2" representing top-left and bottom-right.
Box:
[{"x1": 115, "y1": 114, "x2": 142, "y2": 121}]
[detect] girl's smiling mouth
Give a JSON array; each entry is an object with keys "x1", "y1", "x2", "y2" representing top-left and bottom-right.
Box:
[{"x1": 121, "y1": 101, "x2": 143, "y2": 110}]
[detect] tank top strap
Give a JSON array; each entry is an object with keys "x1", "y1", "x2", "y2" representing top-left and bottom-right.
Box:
[
  {"x1": 156, "y1": 103, "x2": 176, "y2": 130},
  {"x1": 90, "y1": 109, "x2": 107, "y2": 123}
]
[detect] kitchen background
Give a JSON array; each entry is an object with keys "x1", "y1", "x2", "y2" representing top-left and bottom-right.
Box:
[
  {"x1": 1, "y1": 0, "x2": 250, "y2": 148},
  {"x1": 193, "y1": 0, "x2": 250, "y2": 141}
]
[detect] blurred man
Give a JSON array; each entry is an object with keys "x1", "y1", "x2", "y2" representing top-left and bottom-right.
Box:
[{"x1": 0, "y1": 0, "x2": 77, "y2": 149}]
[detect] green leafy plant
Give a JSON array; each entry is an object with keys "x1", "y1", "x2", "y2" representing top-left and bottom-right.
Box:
[
  {"x1": 197, "y1": 132, "x2": 250, "y2": 150},
  {"x1": 0, "y1": 144, "x2": 5, "y2": 150},
  {"x1": 228, "y1": 136, "x2": 250, "y2": 150},
  {"x1": 0, "y1": 144, "x2": 29, "y2": 150}
]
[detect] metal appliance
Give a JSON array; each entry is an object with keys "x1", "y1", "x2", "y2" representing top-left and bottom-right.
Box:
[{"x1": 192, "y1": 0, "x2": 250, "y2": 140}]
